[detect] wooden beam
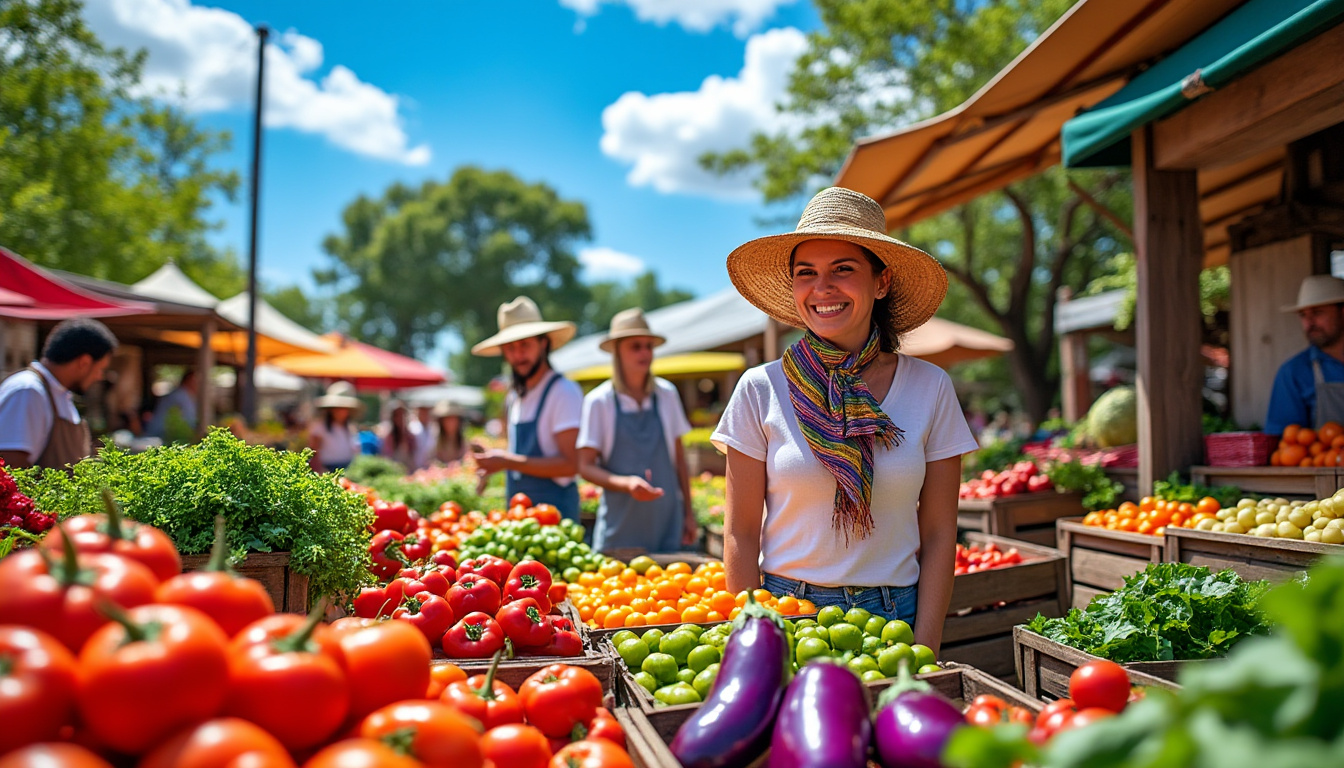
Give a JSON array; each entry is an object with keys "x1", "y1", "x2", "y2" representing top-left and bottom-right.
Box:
[
  {"x1": 1133, "y1": 125, "x2": 1205, "y2": 495},
  {"x1": 1067, "y1": 179, "x2": 1133, "y2": 241},
  {"x1": 1153, "y1": 23, "x2": 1344, "y2": 170},
  {"x1": 196, "y1": 319, "x2": 215, "y2": 438}
]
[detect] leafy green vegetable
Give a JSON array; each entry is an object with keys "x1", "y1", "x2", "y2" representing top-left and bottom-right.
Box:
[
  {"x1": 963, "y1": 438, "x2": 1028, "y2": 481},
  {"x1": 1045, "y1": 459, "x2": 1125, "y2": 511},
  {"x1": 1026, "y1": 563, "x2": 1270, "y2": 662},
  {"x1": 345, "y1": 454, "x2": 407, "y2": 485},
  {"x1": 13, "y1": 429, "x2": 373, "y2": 599},
  {"x1": 1153, "y1": 471, "x2": 1243, "y2": 509}
]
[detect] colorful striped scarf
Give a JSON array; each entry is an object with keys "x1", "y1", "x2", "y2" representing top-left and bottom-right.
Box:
[{"x1": 782, "y1": 326, "x2": 903, "y2": 543}]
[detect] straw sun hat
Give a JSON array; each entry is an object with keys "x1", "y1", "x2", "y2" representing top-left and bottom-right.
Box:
[
  {"x1": 431, "y1": 400, "x2": 471, "y2": 419},
  {"x1": 314, "y1": 381, "x2": 362, "y2": 410},
  {"x1": 600, "y1": 308, "x2": 666, "y2": 353},
  {"x1": 727, "y1": 186, "x2": 947, "y2": 336},
  {"x1": 470, "y1": 296, "x2": 577, "y2": 357},
  {"x1": 1282, "y1": 275, "x2": 1344, "y2": 312}
]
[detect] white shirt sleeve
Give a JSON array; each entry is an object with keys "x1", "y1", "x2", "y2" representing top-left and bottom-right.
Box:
[
  {"x1": 547, "y1": 379, "x2": 584, "y2": 436},
  {"x1": 711, "y1": 368, "x2": 770, "y2": 461},
  {"x1": 577, "y1": 389, "x2": 609, "y2": 456},
  {"x1": 0, "y1": 382, "x2": 53, "y2": 462},
  {"x1": 924, "y1": 372, "x2": 980, "y2": 462}
]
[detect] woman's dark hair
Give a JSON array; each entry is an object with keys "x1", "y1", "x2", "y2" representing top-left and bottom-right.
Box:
[
  {"x1": 42, "y1": 318, "x2": 118, "y2": 364},
  {"x1": 437, "y1": 415, "x2": 465, "y2": 455},
  {"x1": 789, "y1": 243, "x2": 900, "y2": 353}
]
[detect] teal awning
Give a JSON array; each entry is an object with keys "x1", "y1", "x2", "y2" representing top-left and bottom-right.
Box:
[{"x1": 1062, "y1": 0, "x2": 1344, "y2": 168}]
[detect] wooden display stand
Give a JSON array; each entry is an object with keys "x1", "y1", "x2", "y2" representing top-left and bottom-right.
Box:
[
  {"x1": 957, "y1": 491, "x2": 1086, "y2": 546},
  {"x1": 181, "y1": 551, "x2": 308, "y2": 613},
  {"x1": 1164, "y1": 527, "x2": 1341, "y2": 583},
  {"x1": 1013, "y1": 627, "x2": 1184, "y2": 702},
  {"x1": 1055, "y1": 518, "x2": 1164, "y2": 609},
  {"x1": 1189, "y1": 465, "x2": 1343, "y2": 499}
]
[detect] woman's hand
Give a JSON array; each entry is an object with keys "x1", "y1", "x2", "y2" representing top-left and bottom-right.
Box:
[
  {"x1": 682, "y1": 510, "x2": 700, "y2": 546},
  {"x1": 624, "y1": 470, "x2": 665, "y2": 502}
]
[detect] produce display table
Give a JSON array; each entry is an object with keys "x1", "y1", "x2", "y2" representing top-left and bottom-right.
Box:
[
  {"x1": 1055, "y1": 517, "x2": 1164, "y2": 609},
  {"x1": 1164, "y1": 527, "x2": 1342, "y2": 583},
  {"x1": 1013, "y1": 627, "x2": 1184, "y2": 702},
  {"x1": 958, "y1": 491, "x2": 1085, "y2": 546},
  {"x1": 181, "y1": 551, "x2": 308, "y2": 613},
  {"x1": 1189, "y1": 465, "x2": 1343, "y2": 498}
]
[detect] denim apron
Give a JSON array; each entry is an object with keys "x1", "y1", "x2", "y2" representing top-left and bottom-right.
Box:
[
  {"x1": 1311, "y1": 358, "x2": 1344, "y2": 429},
  {"x1": 507, "y1": 373, "x2": 580, "y2": 521},
  {"x1": 593, "y1": 390, "x2": 682, "y2": 553}
]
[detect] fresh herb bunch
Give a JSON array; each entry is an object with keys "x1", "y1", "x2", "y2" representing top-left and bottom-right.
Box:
[
  {"x1": 1045, "y1": 460, "x2": 1124, "y2": 511},
  {"x1": 1153, "y1": 471, "x2": 1243, "y2": 509},
  {"x1": 344, "y1": 454, "x2": 407, "y2": 485},
  {"x1": 1026, "y1": 562, "x2": 1270, "y2": 662},
  {"x1": 963, "y1": 438, "x2": 1028, "y2": 481},
  {"x1": 12, "y1": 429, "x2": 374, "y2": 599}
]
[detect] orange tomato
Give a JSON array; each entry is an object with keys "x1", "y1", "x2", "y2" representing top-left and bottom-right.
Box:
[
  {"x1": 685, "y1": 577, "x2": 711, "y2": 595},
  {"x1": 656, "y1": 606, "x2": 681, "y2": 624},
  {"x1": 1321, "y1": 421, "x2": 1343, "y2": 444},
  {"x1": 776, "y1": 595, "x2": 801, "y2": 615},
  {"x1": 1138, "y1": 497, "x2": 1156, "y2": 513},
  {"x1": 1195, "y1": 497, "x2": 1220, "y2": 516},
  {"x1": 1297, "y1": 428, "x2": 1318, "y2": 446},
  {"x1": 1270, "y1": 450, "x2": 1282, "y2": 467},
  {"x1": 664, "y1": 562, "x2": 692, "y2": 576},
  {"x1": 752, "y1": 589, "x2": 774, "y2": 604},
  {"x1": 706, "y1": 611, "x2": 725, "y2": 623},
  {"x1": 1284, "y1": 424, "x2": 1301, "y2": 443},
  {"x1": 624, "y1": 612, "x2": 646, "y2": 627},
  {"x1": 1280, "y1": 443, "x2": 1308, "y2": 466},
  {"x1": 681, "y1": 605, "x2": 709, "y2": 623},
  {"x1": 709, "y1": 591, "x2": 737, "y2": 615},
  {"x1": 1136, "y1": 520, "x2": 1155, "y2": 535},
  {"x1": 798, "y1": 599, "x2": 816, "y2": 614},
  {"x1": 1301, "y1": 457, "x2": 1315, "y2": 467}
]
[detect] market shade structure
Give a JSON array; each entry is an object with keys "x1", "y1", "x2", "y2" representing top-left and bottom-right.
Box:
[
  {"x1": 0, "y1": 286, "x2": 35, "y2": 307},
  {"x1": 0, "y1": 247, "x2": 154, "y2": 320},
  {"x1": 271, "y1": 333, "x2": 447, "y2": 390},
  {"x1": 153, "y1": 292, "x2": 333, "y2": 360},
  {"x1": 131, "y1": 262, "x2": 224, "y2": 309},
  {"x1": 564, "y1": 352, "x2": 749, "y2": 384},
  {"x1": 899, "y1": 317, "x2": 1015, "y2": 368}
]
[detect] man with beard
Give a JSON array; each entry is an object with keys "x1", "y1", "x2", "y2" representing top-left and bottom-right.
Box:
[
  {"x1": 0, "y1": 318, "x2": 117, "y2": 470},
  {"x1": 1267, "y1": 275, "x2": 1344, "y2": 435},
  {"x1": 470, "y1": 296, "x2": 584, "y2": 520}
]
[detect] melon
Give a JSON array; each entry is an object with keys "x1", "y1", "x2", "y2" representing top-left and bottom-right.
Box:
[{"x1": 1088, "y1": 385, "x2": 1138, "y2": 447}]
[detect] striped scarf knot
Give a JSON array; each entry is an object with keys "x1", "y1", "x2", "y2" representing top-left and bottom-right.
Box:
[{"x1": 782, "y1": 326, "x2": 902, "y2": 544}]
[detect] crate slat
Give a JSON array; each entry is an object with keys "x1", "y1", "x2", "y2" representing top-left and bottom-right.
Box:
[
  {"x1": 181, "y1": 551, "x2": 308, "y2": 613},
  {"x1": 1056, "y1": 518, "x2": 1164, "y2": 607},
  {"x1": 1189, "y1": 465, "x2": 1342, "y2": 498},
  {"x1": 1163, "y1": 526, "x2": 1340, "y2": 583},
  {"x1": 959, "y1": 492, "x2": 1085, "y2": 545},
  {"x1": 1013, "y1": 626, "x2": 1183, "y2": 701}
]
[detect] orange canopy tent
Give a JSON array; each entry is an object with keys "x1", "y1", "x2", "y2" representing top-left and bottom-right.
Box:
[
  {"x1": 272, "y1": 333, "x2": 447, "y2": 390},
  {"x1": 901, "y1": 317, "x2": 1014, "y2": 368}
]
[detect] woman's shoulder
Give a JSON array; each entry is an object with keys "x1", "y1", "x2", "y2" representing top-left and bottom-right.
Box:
[
  {"x1": 897, "y1": 353, "x2": 953, "y2": 388},
  {"x1": 585, "y1": 380, "x2": 615, "y2": 402}
]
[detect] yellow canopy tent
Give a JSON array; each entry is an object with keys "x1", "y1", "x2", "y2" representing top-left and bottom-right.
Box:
[{"x1": 565, "y1": 352, "x2": 747, "y2": 384}]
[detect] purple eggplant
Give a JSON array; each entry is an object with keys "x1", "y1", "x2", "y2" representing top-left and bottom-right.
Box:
[
  {"x1": 669, "y1": 599, "x2": 790, "y2": 768},
  {"x1": 873, "y1": 662, "x2": 965, "y2": 768},
  {"x1": 768, "y1": 659, "x2": 871, "y2": 768}
]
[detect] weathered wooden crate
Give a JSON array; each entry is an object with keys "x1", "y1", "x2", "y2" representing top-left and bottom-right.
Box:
[
  {"x1": 616, "y1": 664, "x2": 1040, "y2": 768},
  {"x1": 958, "y1": 491, "x2": 1086, "y2": 546},
  {"x1": 1164, "y1": 527, "x2": 1342, "y2": 582},
  {"x1": 941, "y1": 533, "x2": 1068, "y2": 679},
  {"x1": 1189, "y1": 465, "x2": 1343, "y2": 499},
  {"x1": 1013, "y1": 626, "x2": 1184, "y2": 702},
  {"x1": 181, "y1": 551, "x2": 308, "y2": 613},
  {"x1": 1056, "y1": 517, "x2": 1164, "y2": 609}
]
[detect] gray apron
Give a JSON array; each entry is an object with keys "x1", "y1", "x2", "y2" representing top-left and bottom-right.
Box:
[
  {"x1": 1311, "y1": 358, "x2": 1344, "y2": 429},
  {"x1": 507, "y1": 373, "x2": 580, "y2": 521},
  {"x1": 592, "y1": 390, "x2": 682, "y2": 554}
]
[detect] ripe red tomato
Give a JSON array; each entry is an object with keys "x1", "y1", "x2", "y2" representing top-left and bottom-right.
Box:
[
  {"x1": 332, "y1": 619, "x2": 432, "y2": 720},
  {"x1": 0, "y1": 549, "x2": 159, "y2": 653},
  {"x1": 480, "y1": 724, "x2": 552, "y2": 768},
  {"x1": 1069, "y1": 660, "x2": 1131, "y2": 714},
  {"x1": 548, "y1": 740, "x2": 635, "y2": 768},
  {"x1": 964, "y1": 704, "x2": 1002, "y2": 726},
  {"x1": 1035, "y1": 697, "x2": 1077, "y2": 728},
  {"x1": 0, "y1": 743, "x2": 114, "y2": 768},
  {"x1": 519, "y1": 665, "x2": 604, "y2": 738},
  {"x1": 0, "y1": 627, "x2": 78, "y2": 752},
  {"x1": 43, "y1": 505, "x2": 182, "y2": 581},
  {"x1": 137, "y1": 718, "x2": 296, "y2": 768},
  {"x1": 583, "y1": 708, "x2": 625, "y2": 748},
  {"x1": 969, "y1": 694, "x2": 1007, "y2": 713},
  {"x1": 359, "y1": 701, "x2": 484, "y2": 768},
  {"x1": 302, "y1": 739, "x2": 422, "y2": 768},
  {"x1": 155, "y1": 570, "x2": 275, "y2": 637},
  {"x1": 76, "y1": 604, "x2": 231, "y2": 754},
  {"x1": 441, "y1": 654, "x2": 525, "y2": 730},
  {"x1": 509, "y1": 493, "x2": 534, "y2": 509},
  {"x1": 1063, "y1": 707, "x2": 1116, "y2": 731}
]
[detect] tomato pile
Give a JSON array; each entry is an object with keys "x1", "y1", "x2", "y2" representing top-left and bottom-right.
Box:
[
  {"x1": 1082, "y1": 495, "x2": 1223, "y2": 536},
  {"x1": 959, "y1": 460, "x2": 1054, "y2": 499},
  {"x1": 954, "y1": 541, "x2": 1025, "y2": 574},
  {"x1": 1027, "y1": 660, "x2": 1141, "y2": 745}
]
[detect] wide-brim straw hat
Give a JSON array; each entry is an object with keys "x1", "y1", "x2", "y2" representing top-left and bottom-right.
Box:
[
  {"x1": 470, "y1": 296, "x2": 577, "y2": 356},
  {"x1": 726, "y1": 186, "x2": 947, "y2": 337},
  {"x1": 431, "y1": 400, "x2": 471, "y2": 419},
  {"x1": 314, "y1": 381, "x2": 362, "y2": 410},
  {"x1": 599, "y1": 307, "x2": 666, "y2": 353},
  {"x1": 1282, "y1": 274, "x2": 1344, "y2": 312}
]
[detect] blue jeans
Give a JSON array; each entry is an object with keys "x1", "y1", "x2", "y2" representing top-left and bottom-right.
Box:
[{"x1": 761, "y1": 573, "x2": 917, "y2": 625}]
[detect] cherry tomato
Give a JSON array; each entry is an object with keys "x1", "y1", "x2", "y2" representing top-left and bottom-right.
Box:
[
  {"x1": 77, "y1": 604, "x2": 230, "y2": 755},
  {"x1": 969, "y1": 694, "x2": 1007, "y2": 713},
  {"x1": 1035, "y1": 697, "x2": 1077, "y2": 728},
  {"x1": 481, "y1": 724, "x2": 552, "y2": 768},
  {"x1": 43, "y1": 494, "x2": 181, "y2": 581},
  {"x1": 1069, "y1": 660, "x2": 1131, "y2": 714},
  {"x1": 0, "y1": 743, "x2": 114, "y2": 768},
  {"x1": 333, "y1": 619, "x2": 432, "y2": 720},
  {"x1": 1005, "y1": 706, "x2": 1035, "y2": 725},
  {"x1": 428, "y1": 663, "x2": 468, "y2": 699},
  {"x1": 964, "y1": 704, "x2": 1002, "y2": 726},
  {"x1": 137, "y1": 717, "x2": 296, "y2": 768},
  {"x1": 548, "y1": 740, "x2": 634, "y2": 768},
  {"x1": 359, "y1": 701, "x2": 484, "y2": 768},
  {"x1": 583, "y1": 708, "x2": 625, "y2": 748},
  {"x1": 509, "y1": 493, "x2": 533, "y2": 509},
  {"x1": 302, "y1": 739, "x2": 422, "y2": 768},
  {"x1": 0, "y1": 627, "x2": 77, "y2": 752},
  {"x1": 519, "y1": 664, "x2": 603, "y2": 739}
]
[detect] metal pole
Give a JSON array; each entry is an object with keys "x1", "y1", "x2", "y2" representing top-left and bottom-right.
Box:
[{"x1": 242, "y1": 24, "x2": 268, "y2": 425}]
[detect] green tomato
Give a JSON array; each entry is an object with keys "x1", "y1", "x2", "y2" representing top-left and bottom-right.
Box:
[
  {"x1": 860, "y1": 669, "x2": 887, "y2": 683},
  {"x1": 641, "y1": 653, "x2": 680, "y2": 685},
  {"x1": 912, "y1": 644, "x2": 937, "y2": 669},
  {"x1": 881, "y1": 620, "x2": 914, "y2": 646},
  {"x1": 794, "y1": 619, "x2": 818, "y2": 629},
  {"x1": 829, "y1": 622, "x2": 862, "y2": 652},
  {"x1": 629, "y1": 556, "x2": 657, "y2": 575},
  {"x1": 847, "y1": 654, "x2": 879, "y2": 676},
  {"x1": 843, "y1": 607, "x2": 872, "y2": 627},
  {"x1": 659, "y1": 631, "x2": 699, "y2": 666},
  {"x1": 632, "y1": 671, "x2": 658, "y2": 694},
  {"x1": 795, "y1": 637, "x2": 832, "y2": 666},
  {"x1": 816, "y1": 605, "x2": 846, "y2": 627},
  {"x1": 795, "y1": 626, "x2": 822, "y2": 642},
  {"x1": 918, "y1": 664, "x2": 942, "y2": 675},
  {"x1": 692, "y1": 665, "x2": 719, "y2": 698},
  {"x1": 674, "y1": 624, "x2": 706, "y2": 638},
  {"x1": 610, "y1": 630, "x2": 639, "y2": 648},
  {"x1": 687, "y1": 644, "x2": 721, "y2": 673},
  {"x1": 701, "y1": 632, "x2": 728, "y2": 648},
  {"x1": 809, "y1": 625, "x2": 829, "y2": 645},
  {"x1": 653, "y1": 683, "x2": 702, "y2": 706},
  {"x1": 562, "y1": 567, "x2": 581, "y2": 583},
  {"x1": 676, "y1": 668, "x2": 699, "y2": 685},
  {"x1": 617, "y1": 638, "x2": 650, "y2": 670},
  {"x1": 861, "y1": 635, "x2": 884, "y2": 657},
  {"x1": 863, "y1": 616, "x2": 888, "y2": 638},
  {"x1": 878, "y1": 644, "x2": 915, "y2": 678},
  {"x1": 642, "y1": 629, "x2": 666, "y2": 654}
]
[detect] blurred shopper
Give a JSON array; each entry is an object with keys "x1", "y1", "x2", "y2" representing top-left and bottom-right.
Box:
[
  {"x1": 0, "y1": 318, "x2": 117, "y2": 470},
  {"x1": 431, "y1": 400, "x2": 469, "y2": 465},
  {"x1": 145, "y1": 368, "x2": 199, "y2": 439},
  {"x1": 379, "y1": 399, "x2": 418, "y2": 469},
  {"x1": 410, "y1": 403, "x2": 435, "y2": 470},
  {"x1": 578, "y1": 308, "x2": 696, "y2": 553},
  {"x1": 470, "y1": 296, "x2": 582, "y2": 520},
  {"x1": 308, "y1": 381, "x2": 361, "y2": 472}
]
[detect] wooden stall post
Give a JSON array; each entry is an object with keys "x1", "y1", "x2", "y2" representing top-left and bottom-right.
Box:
[
  {"x1": 1057, "y1": 288, "x2": 1092, "y2": 423},
  {"x1": 1133, "y1": 125, "x2": 1205, "y2": 495},
  {"x1": 196, "y1": 319, "x2": 216, "y2": 437}
]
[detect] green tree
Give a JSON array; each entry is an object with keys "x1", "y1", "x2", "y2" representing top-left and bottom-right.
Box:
[
  {"x1": 265, "y1": 284, "x2": 328, "y2": 334},
  {"x1": 704, "y1": 0, "x2": 1132, "y2": 425}
]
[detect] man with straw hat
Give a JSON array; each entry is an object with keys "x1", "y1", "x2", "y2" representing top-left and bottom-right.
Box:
[
  {"x1": 471, "y1": 296, "x2": 583, "y2": 520},
  {"x1": 578, "y1": 308, "x2": 696, "y2": 554},
  {"x1": 1267, "y1": 275, "x2": 1344, "y2": 435}
]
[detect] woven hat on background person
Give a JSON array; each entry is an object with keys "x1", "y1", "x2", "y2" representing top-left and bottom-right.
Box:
[
  {"x1": 599, "y1": 308, "x2": 666, "y2": 353},
  {"x1": 470, "y1": 296, "x2": 577, "y2": 356},
  {"x1": 726, "y1": 186, "x2": 947, "y2": 339},
  {"x1": 1282, "y1": 275, "x2": 1344, "y2": 312},
  {"x1": 431, "y1": 400, "x2": 471, "y2": 419},
  {"x1": 314, "y1": 381, "x2": 361, "y2": 410}
]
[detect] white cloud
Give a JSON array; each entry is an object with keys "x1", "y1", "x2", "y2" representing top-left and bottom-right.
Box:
[
  {"x1": 580, "y1": 247, "x2": 646, "y2": 279},
  {"x1": 599, "y1": 27, "x2": 807, "y2": 199},
  {"x1": 83, "y1": 0, "x2": 430, "y2": 166},
  {"x1": 560, "y1": 0, "x2": 797, "y2": 36}
]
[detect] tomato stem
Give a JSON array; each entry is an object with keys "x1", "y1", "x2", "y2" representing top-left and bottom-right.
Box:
[
  {"x1": 97, "y1": 600, "x2": 159, "y2": 645},
  {"x1": 100, "y1": 488, "x2": 128, "y2": 542},
  {"x1": 474, "y1": 648, "x2": 504, "y2": 701},
  {"x1": 204, "y1": 515, "x2": 232, "y2": 573},
  {"x1": 272, "y1": 598, "x2": 328, "y2": 654},
  {"x1": 51, "y1": 521, "x2": 88, "y2": 588}
]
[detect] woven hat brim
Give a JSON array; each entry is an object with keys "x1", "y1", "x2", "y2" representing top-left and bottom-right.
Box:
[
  {"x1": 1282, "y1": 297, "x2": 1344, "y2": 313},
  {"x1": 315, "y1": 396, "x2": 362, "y2": 409},
  {"x1": 470, "y1": 321, "x2": 577, "y2": 357},
  {"x1": 726, "y1": 227, "x2": 948, "y2": 336},
  {"x1": 599, "y1": 330, "x2": 667, "y2": 353}
]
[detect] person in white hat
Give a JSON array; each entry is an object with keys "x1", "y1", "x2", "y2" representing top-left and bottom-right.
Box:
[
  {"x1": 710, "y1": 187, "x2": 978, "y2": 653},
  {"x1": 429, "y1": 400, "x2": 470, "y2": 465},
  {"x1": 1267, "y1": 275, "x2": 1344, "y2": 435},
  {"x1": 308, "y1": 381, "x2": 362, "y2": 472},
  {"x1": 577, "y1": 308, "x2": 697, "y2": 554},
  {"x1": 470, "y1": 296, "x2": 583, "y2": 520}
]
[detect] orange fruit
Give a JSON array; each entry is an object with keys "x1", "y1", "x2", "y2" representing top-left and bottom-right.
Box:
[
  {"x1": 776, "y1": 595, "x2": 801, "y2": 615},
  {"x1": 1302, "y1": 457, "x2": 1315, "y2": 467},
  {"x1": 709, "y1": 591, "x2": 737, "y2": 615},
  {"x1": 1297, "y1": 428, "x2": 1318, "y2": 446},
  {"x1": 1311, "y1": 442, "x2": 1326, "y2": 457},
  {"x1": 603, "y1": 608, "x2": 629, "y2": 629},
  {"x1": 1284, "y1": 424, "x2": 1301, "y2": 442},
  {"x1": 798, "y1": 599, "x2": 816, "y2": 614},
  {"x1": 645, "y1": 565, "x2": 663, "y2": 579},
  {"x1": 706, "y1": 611, "x2": 725, "y2": 623},
  {"x1": 593, "y1": 605, "x2": 611, "y2": 625},
  {"x1": 709, "y1": 572, "x2": 727, "y2": 591},
  {"x1": 1322, "y1": 422, "x2": 1343, "y2": 444},
  {"x1": 656, "y1": 606, "x2": 681, "y2": 624},
  {"x1": 1083, "y1": 512, "x2": 1103, "y2": 526},
  {"x1": 681, "y1": 605, "x2": 709, "y2": 623},
  {"x1": 1138, "y1": 497, "x2": 1156, "y2": 513},
  {"x1": 1270, "y1": 450, "x2": 1281, "y2": 467},
  {"x1": 670, "y1": 573, "x2": 692, "y2": 589},
  {"x1": 1195, "y1": 497, "x2": 1220, "y2": 516},
  {"x1": 1280, "y1": 443, "x2": 1307, "y2": 466},
  {"x1": 729, "y1": 607, "x2": 742, "y2": 620},
  {"x1": 664, "y1": 562, "x2": 692, "y2": 575},
  {"x1": 685, "y1": 577, "x2": 711, "y2": 595},
  {"x1": 624, "y1": 612, "x2": 647, "y2": 627},
  {"x1": 1117, "y1": 518, "x2": 1138, "y2": 532},
  {"x1": 735, "y1": 591, "x2": 749, "y2": 607},
  {"x1": 1136, "y1": 520, "x2": 1155, "y2": 535}
]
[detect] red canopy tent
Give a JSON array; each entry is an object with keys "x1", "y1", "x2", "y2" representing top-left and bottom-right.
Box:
[
  {"x1": 272, "y1": 333, "x2": 446, "y2": 390},
  {"x1": 0, "y1": 247, "x2": 153, "y2": 319}
]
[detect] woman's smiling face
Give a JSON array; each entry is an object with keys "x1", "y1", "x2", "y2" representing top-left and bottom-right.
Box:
[{"x1": 791, "y1": 239, "x2": 890, "y2": 350}]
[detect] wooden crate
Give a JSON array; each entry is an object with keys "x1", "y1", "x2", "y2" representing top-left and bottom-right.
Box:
[
  {"x1": 1056, "y1": 517, "x2": 1164, "y2": 609},
  {"x1": 1189, "y1": 465, "x2": 1343, "y2": 499},
  {"x1": 616, "y1": 665, "x2": 1041, "y2": 768},
  {"x1": 1164, "y1": 527, "x2": 1342, "y2": 583},
  {"x1": 1105, "y1": 467, "x2": 1140, "y2": 503},
  {"x1": 958, "y1": 491, "x2": 1086, "y2": 546},
  {"x1": 1013, "y1": 627, "x2": 1183, "y2": 702},
  {"x1": 181, "y1": 551, "x2": 308, "y2": 613}
]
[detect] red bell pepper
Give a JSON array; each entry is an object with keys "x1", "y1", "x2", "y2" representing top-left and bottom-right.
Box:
[
  {"x1": 459, "y1": 555, "x2": 512, "y2": 588},
  {"x1": 550, "y1": 616, "x2": 575, "y2": 633},
  {"x1": 441, "y1": 612, "x2": 506, "y2": 659},
  {"x1": 352, "y1": 580, "x2": 407, "y2": 618},
  {"x1": 497, "y1": 598, "x2": 555, "y2": 649},
  {"x1": 371, "y1": 500, "x2": 412, "y2": 534},
  {"x1": 547, "y1": 582, "x2": 568, "y2": 607},
  {"x1": 504, "y1": 561, "x2": 553, "y2": 612},
  {"x1": 521, "y1": 626, "x2": 582, "y2": 658},
  {"x1": 392, "y1": 592, "x2": 455, "y2": 647},
  {"x1": 400, "y1": 532, "x2": 432, "y2": 563},
  {"x1": 446, "y1": 573, "x2": 502, "y2": 618},
  {"x1": 368, "y1": 530, "x2": 408, "y2": 580}
]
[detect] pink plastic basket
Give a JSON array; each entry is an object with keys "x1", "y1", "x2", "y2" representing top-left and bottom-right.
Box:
[{"x1": 1204, "y1": 432, "x2": 1277, "y2": 467}]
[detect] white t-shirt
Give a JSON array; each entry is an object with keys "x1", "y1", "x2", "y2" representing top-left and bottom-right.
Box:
[
  {"x1": 507, "y1": 371, "x2": 583, "y2": 487},
  {"x1": 310, "y1": 420, "x2": 359, "y2": 467},
  {"x1": 578, "y1": 378, "x2": 692, "y2": 463},
  {"x1": 711, "y1": 355, "x2": 978, "y2": 588},
  {"x1": 409, "y1": 419, "x2": 435, "y2": 470},
  {"x1": 0, "y1": 363, "x2": 81, "y2": 464}
]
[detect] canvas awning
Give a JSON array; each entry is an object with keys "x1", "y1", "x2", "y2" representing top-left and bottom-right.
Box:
[
  {"x1": 0, "y1": 247, "x2": 155, "y2": 320},
  {"x1": 271, "y1": 333, "x2": 446, "y2": 390},
  {"x1": 153, "y1": 292, "x2": 332, "y2": 360},
  {"x1": 899, "y1": 317, "x2": 1014, "y2": 368},
  {"x1": 564, "y1": 352, "x2": 748, "y2": 384},
  {"x1": 131, "y1": 262, "x2": 223, "y2": 309}
]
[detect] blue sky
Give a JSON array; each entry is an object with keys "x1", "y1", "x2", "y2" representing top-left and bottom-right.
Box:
[{"x1": 86, "y1": 0, "x2": 823, "y2": 316}]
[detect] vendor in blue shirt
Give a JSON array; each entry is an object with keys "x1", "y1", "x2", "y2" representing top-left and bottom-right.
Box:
[{"x1": 1266, "y1": 275, "x2": 1344, "y2": 435}]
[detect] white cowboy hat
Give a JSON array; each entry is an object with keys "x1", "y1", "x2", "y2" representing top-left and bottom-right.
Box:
[
  {"x1": 314, "y1": 381, "x2": 362, "y2": 410},
  {"x1": 1283, "y1": 275, "x2": 1344, "y2": 312},
  {"x1": 726, "y1": 186, "x2": 947, "y2": 336},
  {"x1": 431, "y1": 399, "x2": 471, "y2": 419},
  {"x1": 470, "y1": 296, "x2": 577, "y2": 357},
  {"x1": 599, "y1": 307, "x2": 666, "y2": 353}
]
